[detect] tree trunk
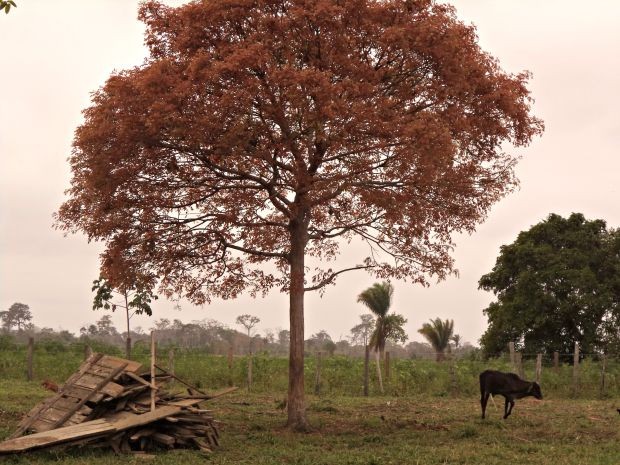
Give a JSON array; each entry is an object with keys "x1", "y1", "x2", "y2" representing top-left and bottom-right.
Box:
[
  {"x1": 286, "y1": 220, "x2": 309, "y2": 431},
  {"x1": 124, "y1": 293, "x2": 131, "y2": 360},
  {"x1": 375, "y1": 350, "x2": 384, "y2": 394}
]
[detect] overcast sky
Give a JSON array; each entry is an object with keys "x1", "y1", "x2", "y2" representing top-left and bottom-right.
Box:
[{"x1": 1, "y1": 1, "x2": 619, "y2": 346}]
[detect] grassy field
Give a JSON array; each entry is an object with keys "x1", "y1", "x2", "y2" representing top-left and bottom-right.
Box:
[
  {"x1": 2, "y1": 345, "x2": 619, "y2": 398},
  {"x1": 1, "y1": 379, "x2": 619, "y2": 465}
]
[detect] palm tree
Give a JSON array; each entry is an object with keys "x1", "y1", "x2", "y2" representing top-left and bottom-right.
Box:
[
  {"x1": 418, "y1": 318, "x2": 454, "y2": 361},
  {"x1": 357, "y1": 282, "x2": 407, "y2": 393}
]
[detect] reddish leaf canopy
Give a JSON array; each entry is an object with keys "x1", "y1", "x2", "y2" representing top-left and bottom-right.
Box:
[{"x1": 56, "y1": 0, "x2": 543, "y2": 303}]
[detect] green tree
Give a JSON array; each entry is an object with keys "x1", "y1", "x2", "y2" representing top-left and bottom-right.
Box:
[
  {"x1": 350, "y1": 314, "x2": 376, "y2": 348},
  {"x1": 479, "y1": 213, "x2": 620, "y2": 356},
  {"x1": 357, "y1": 282, "x2": 408, "y2": 392},
  {"x1": 236, "y1": 314, "x2": 260, "y2": 354},
  {"x1": 418, "y1": 318, "x2": 454, "y2": 361},
  {"x1": 0, "y1": 302, "x2": 33, "y2": 332},
  {"x1": 92, "y1": 276, "x2": 157, "y2": 359}
]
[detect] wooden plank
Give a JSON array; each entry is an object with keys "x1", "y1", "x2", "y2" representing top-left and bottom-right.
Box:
[
  {"x1": 9, "y1": 353, "x2": 105, "y2": 439},
  {"x1": 106, "y1": 405, "x2": 187, "y2": 431},
  {"x1": 85, "y1": 364, "x2": 116, "y2": 378},
  {"x1": 51, "y1": 363, "x2": 128, "y2": 429},
  {"x1": 151, "y1": 432, "x2": 175, "y2": 446},
  {"x1": 37, "y1": 407, "x2": 86, "y2": 425},
  {"x1": 61, "y1": 386, "x2": 104, "y2": 403},
  {"x1": 154, "y1": 364, "x2": 208, "y2": 396},
  {"x1": 0, "y1": 419, "x2": 114, "y2": 453},
  {"x1": 129, "y1": 428, "x2": 156, "y2": 441},
  {"x1": 73, "y1": 374, "x2": 125, "y2": 398},
  {"x1": 50, "y1": 397, "x2": 93, "y2": 415},
  {"x1": 98, "y1": 355, "x2": 142, "y2": 373},
  {"x1": 124, "y1": 371, "x2": 155, "y2": 389}
]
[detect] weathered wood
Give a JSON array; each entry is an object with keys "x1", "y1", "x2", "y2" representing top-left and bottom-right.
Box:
[
  {"x1": 572, "y1": 342, "x2": 580, "y2": 397},
  {"x1": 535, "y1": 354, "x2": 543, "y2": 384},
  {"x1": 247, "y1": 352, "x2": 253, "y2": 391},
  {"x1": 154, "y1": 364, "x2": 208, "y2": 396},
  {"x1": 97, "y1": 355, "x2": 142, "y2": 373},
  {"x1": 314, "y1": 352, "x2": 322, "y2": 395},
  {"x1": 51, "y1": 362, "x2": 128, "y2": 429},
  {"x1": 515, "y1": 352, "x2": 524, "y2": 378},
  {"x1": 10, "y1": 353, "x2": 105, "y2": 438},
  {"x1": 508, "y1": 342, "x2": 516, "y2": 368},
  {"x1": 61, "y1": 386, "x2": 105, "y2": 404},
  {"x1": 27, "y1": 337, "x2": 34, "y2": 382},
  {"x1": 0, "y1": 419, "x2": 114, "y2": 453},
  {"x1": 152, "y1": 432, "x2": 176, "y2": 446},
  {"x1": 73, "y1": 375, "x2": 125, "y2": 398},
  {"x1": 363, "y1": 345, "x2": 369, "y2": 397},
  {"x1": 38, "y1": 407, "x2": 86, "y2": 426},
  {"x1": 129, "y1": 428, "x2": 156, "y2": 441},
  {"x1": 227, "y1": 346, "x2": 234, "y2": 387},
  {"x1": 553, "y1": 351, "x2": 560, "y2": 372},
  {"x1": 168, "y1": 348, "x2": 175, "y2": 387},
  {"x1": 599, "y1": 353, "x2": 607, "y2": 397},
  {"x1": 150, "y1": 331, "x2": 156, "y2": 412},
  {"x1": 124, "y1": 371, "x2": 156, "y2": 389}
]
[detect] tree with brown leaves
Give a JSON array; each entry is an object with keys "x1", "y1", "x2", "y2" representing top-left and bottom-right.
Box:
[{"x1": 55, "y1": 0, "x2": 542, "y2": 430}]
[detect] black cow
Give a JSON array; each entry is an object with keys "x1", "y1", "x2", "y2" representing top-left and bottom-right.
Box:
[{"x1": 479, "y1": 370, "x2": 543, "y2": 419}]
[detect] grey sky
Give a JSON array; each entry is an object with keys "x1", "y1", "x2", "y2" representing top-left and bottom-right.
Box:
[{"x1": 1, "y1": 1, "x2": 619, "y2": 345}]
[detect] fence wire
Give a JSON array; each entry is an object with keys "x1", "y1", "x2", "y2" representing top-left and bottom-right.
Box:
[{"x1": 1, "y1": 342, "x2": 618, "y2": 399}]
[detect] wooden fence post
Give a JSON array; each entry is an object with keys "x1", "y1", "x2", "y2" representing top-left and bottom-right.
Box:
[
  {"x1": 363, "y1": 345, "x2": 369, "y2": 397},
  {"x1": 84, "y1": 344, "x2": 93, "y2": 361},
  {"x1": 150, "y1": 331, "x2": 156, "y2": 412},
  {"x1": 508, "y1": 342, "x2": 516, "y2": 370},
  {"x1": 247, "y1": 353, "x2": 253, "y2": 391},
  {"x1": 314, "y1": 352, "x2": 322, "y2": 395},
  {"x1": 27, "y1": 337, "x2": 34, "y2": 382},
  {"x1": 535, "y1": 354, "x2": 542, "y2": 384},
  {"x1": 168, "y1": 348, "x2": 175, "y2": 387},
  {"x1": 450, "y1": 361, "x2": 458, "y2": 395},
  {"x1": 553, "y1": 351, "x2": 559, "y2": 373},
  {"x1": 599, "y1": 354, "x2": 607, "y2": 398},
  {"x1": 515, "y1": 352, "x2": 524, "y2": 378},
  {"x1": 385, "y1": 351, "x2": 390, "y2": 381},
  {"x1": 572, "y1": 342, "x2": 580, "y2": 397},
  {"x1": 227, "y1": 346, "x2": 234, "y2": 387}
]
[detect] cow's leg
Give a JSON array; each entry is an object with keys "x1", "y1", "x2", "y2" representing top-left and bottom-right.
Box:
[
  {"x1": 503, "y1": 397, "x2": 514, "y2": 419},
  {"x1": 481, "y1": 391, "x2": 490, "y2": 419},
  {"x1": 507, "y1": 399, "x2": 515, "y2": 418}
]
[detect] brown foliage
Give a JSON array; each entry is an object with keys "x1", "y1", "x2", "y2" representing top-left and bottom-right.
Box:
[{"x1": 55, "y1": 0, "x2": 542, "y2": 428}]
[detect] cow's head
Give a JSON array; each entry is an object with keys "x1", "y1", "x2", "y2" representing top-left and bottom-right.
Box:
[{"x1": 529, "y1": 382, "x2": 543, "y2": 400}]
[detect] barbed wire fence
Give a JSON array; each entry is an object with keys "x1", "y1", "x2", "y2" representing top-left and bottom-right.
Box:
[{"x1": 1, "y1": 337, "x2": 618, "y2": 399}]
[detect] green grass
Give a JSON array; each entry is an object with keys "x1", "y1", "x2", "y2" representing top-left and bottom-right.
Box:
[
  {"x1": 1, "y1": 382, "x2": 619, "y2": 465},
  {"x1": 2, "y1": 347, "x2": 619, "y2": 398}
]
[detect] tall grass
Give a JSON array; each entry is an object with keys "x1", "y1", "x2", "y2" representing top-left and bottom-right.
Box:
[{"x1": 1, "y1": 342, "x2": 618, "y2": 398}]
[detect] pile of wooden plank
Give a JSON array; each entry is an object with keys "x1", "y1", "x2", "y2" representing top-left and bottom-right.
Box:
[{"x1": 0, "y1": 353, "x2": 236, "y2": 455}]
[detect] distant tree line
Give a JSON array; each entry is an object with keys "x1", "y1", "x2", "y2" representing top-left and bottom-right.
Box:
[{"x1": 0, "y1": 301, "x2": 476, "y2": 360}]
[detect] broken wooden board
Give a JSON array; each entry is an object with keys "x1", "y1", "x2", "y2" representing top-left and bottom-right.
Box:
[
  {"x1": 0, "y1": 419, "x2": 115, "y2": 453},
  {"x1": 0, "y1": 402, "x2": 203, "y2": 454},
  {"x1": 11, "y1": 354, "x2": 134, "y2": 436}
]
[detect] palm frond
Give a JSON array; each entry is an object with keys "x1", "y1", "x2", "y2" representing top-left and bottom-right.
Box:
[
  {"x1": 356, "y1": 282, "x2": 393, "y2": 318},
  {"x1": 418, "y1": 318, "x2": 454, "y2": 353}
]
